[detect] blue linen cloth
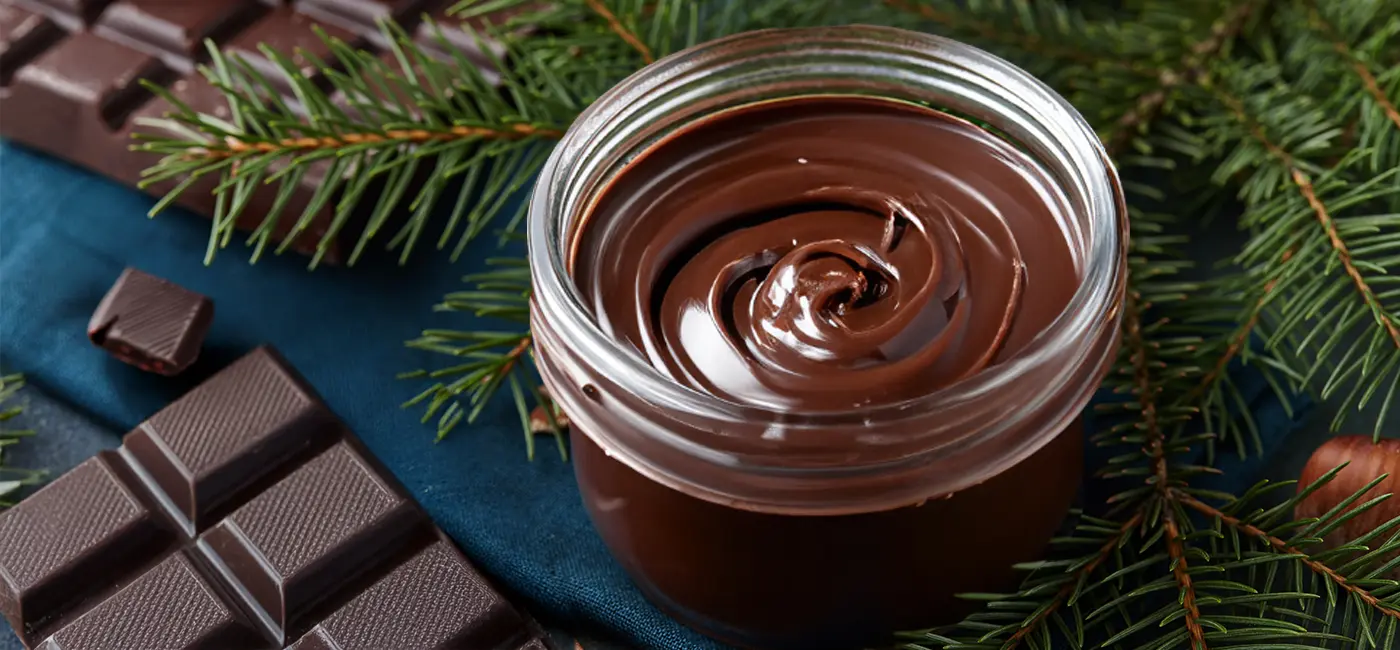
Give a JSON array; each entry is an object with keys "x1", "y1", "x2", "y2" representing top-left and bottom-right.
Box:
[{"x1": 0, "y1": 140, "x2": 1306, "y2": 650}]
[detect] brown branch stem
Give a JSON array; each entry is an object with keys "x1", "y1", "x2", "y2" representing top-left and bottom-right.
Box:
[
  {"x1": 1183, "y1": 249, "x2": 1292, "y2": 404},
  {"x1": 491, "y1": 334, "x2": 533, "y2": 383},
  {"x1": 1177, "y1": 492, "x2": 1400, "y2": 620},
  {"x1": 1104, "y1": 0, "x2": 1259, "y2": 156},
  {"x1": 1005, "y1": 513, "x2": 1144, "y2": 650},
  {"x1": 881, "y1": 0, "x2": 1104, "y2": 66},
  {"x1": 1306, "y1": 2, "x2": 1400, "y2": 133},
  {"x1": 1124, "y1": 289, "x2": 1168, "y2": 492},
  {"x1": 1164, "y1": 516, "x2": 1207, "y2": 649},
  {"x1": 585, "y1": 0, "x2": 655, "y2": 64},
  {"x1": 188, "y1": 123, "x2": 562, "y2": 161},
  {"x1": 1216, "y1": 90, "x2": 1400, "y2": 350}
]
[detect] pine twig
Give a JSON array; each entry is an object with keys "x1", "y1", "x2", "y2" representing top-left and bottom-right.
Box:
[
  {"x1": 1176, "y1": 491, "x2": 1400, "y2": 622},
  {"x1": 1004, "y1": 512, "x2": 1143, "y2": 650},
  {"x1": 0, "y1": 374, "x2": 42, "y2": 509},
  {"x1": 1127, "y1": 290, "x2": 1166, "y2": 490},
  {"x1": 1182, "y1": 249, "x2": 1291, "y2": 405},
  {"x1": 881, "y1": 0, "x2": 1102, "y2": 66},
  {"x1": 491, "y1": 333, "x2": 533, "y2": 384},
  {"x1": 1164, "y1": 516, "x2": 1207, "y2": 650},
  {"x1": 1305, "y1": 1, "x2": 1400, "y2": 133},
  {"x1": 585, "y1": 0, "x2": 655, "y2": 63},
  {"x1": 1216, "y1": 90, "x2": 1400, "y2": 351},
  {"x1": 1103, "y1": 0, "x2": 1260, "y2": 156},
  {"x1": 192, "y1": 124, "x2": 563, "y2": 162}
]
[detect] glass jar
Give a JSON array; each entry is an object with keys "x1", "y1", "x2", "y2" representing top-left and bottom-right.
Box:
[{"x1": 527, "y1": 26, "x2": 1127, "y2": 650}]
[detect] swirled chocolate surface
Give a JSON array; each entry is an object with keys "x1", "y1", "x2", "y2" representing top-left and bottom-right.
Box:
[{"x1": 572, "y1": 96, "x2": 1080, "y2": 411}]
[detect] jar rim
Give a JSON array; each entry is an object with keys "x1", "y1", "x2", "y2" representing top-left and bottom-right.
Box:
[{"x1": 528, "y1": 25, "x2": 1126, "y2": 505}]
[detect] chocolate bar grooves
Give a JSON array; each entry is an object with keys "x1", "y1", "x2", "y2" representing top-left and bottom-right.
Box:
[
  {"x1": 2, "y1": 346, "x2": 554, "y2": 649},
  {"x1": 194, "y1": 526, "x2": 284, "y2": 644}
]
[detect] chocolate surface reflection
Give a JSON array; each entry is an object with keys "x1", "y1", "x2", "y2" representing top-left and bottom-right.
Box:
[{"x1": 573, "y1": 97, "x2": 1080, "y2": 410}]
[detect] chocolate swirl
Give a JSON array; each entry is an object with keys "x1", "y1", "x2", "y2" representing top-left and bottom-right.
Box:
[{"x1": 572, "y1": 97, "x2": 1080, "y2": 411}]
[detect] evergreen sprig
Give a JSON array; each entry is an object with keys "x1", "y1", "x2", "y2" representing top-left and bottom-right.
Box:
[
  {"x1": 0, "y1": 374, "x2": 42, "y2": 510},
  {"x1": 129, "y1": 0, "x2": 1400, "y2": 648},
  {"x1": 398, "y1": 257, "x2": 567, "y2": 460}
]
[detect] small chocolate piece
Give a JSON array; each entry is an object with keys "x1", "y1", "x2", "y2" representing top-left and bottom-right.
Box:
[
  {"x1": 88, "y1": 268, "x2": 214, "y2": 376},
  {"x1": 123, "y1": 346, "x2": 336, "y2": 533},
  {"x1": 0, "y1": 346, "x2": 553, "y2": 649}
]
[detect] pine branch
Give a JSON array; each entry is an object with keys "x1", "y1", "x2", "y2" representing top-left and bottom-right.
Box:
[
  {"x1": 137, "y1": 17, "x2": 576, "y2": 267},
  {"x1": 399, "y1": 258, "x2": 566, "y2": 460},
  {"x1": 1102, "y1": 0, "x2": 1259, "y2": 156},
  {"x1": 882, "y1": 0, "x2": 1108, "y2": 67},
  {"x1": 1177, "y1": 490, "x2": 1400, "y2": 623},
  {"x1": 1205, "y1": 67, "x2": 1400, "y2": 436},
  {"x1": 1163, "y1": 516, "x2": 1207, "y2": 650},
  {"x1": 0, "y1": 374, "x2": 42, "y2": 510},
  {"x1": 583, "y1": 0, "x2": 655, "y2": 63},
  {"x1": 1303, "y1": 3, "x2": 1400, "y2": 134}
]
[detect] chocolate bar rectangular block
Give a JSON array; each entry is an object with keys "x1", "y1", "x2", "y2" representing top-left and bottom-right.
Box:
[
  {"x1": 0, "y1": 0, "x2": 516, "y2": 263},
  {"x1": 0, "y1": 346, "x2": 552, "y2": 649}
]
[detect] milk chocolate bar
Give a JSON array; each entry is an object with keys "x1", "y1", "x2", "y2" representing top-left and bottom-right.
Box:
[
  {"x1": 88, "y1": 267, "x2": 214, "y2": 375},
  {"x1": 0, "y1": 346, "x2": 552, "y2": 650},
  {"x1": 0, "y1": 0, "x2": 515, "y2": 263}
]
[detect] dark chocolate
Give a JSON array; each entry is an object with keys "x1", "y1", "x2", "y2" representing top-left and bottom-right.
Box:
[
  {"x1": 286, "y1": 539, "x2": 536, "y2": 650},
  {"x1": 88, "y1": 267, "x2": 214, "y2": 375},
  {"x1": 575, "y1": 97, "x2": 1079, "y2": 409},
  {"x1": 123, "y1": 346, "x2": 335, "y2": 532},
  {"x1": 34, "y1": 552, "x2": 265, "y2": 650},
  {"x1": 0, "y1": 346, "x2": 551, "y2": 650},
  {"x1": 0, "y1": 454, "x2": 167, "y2": 640},
  {"x1": 0, "y1": 0, "x2": 517, "y2": 263},
  {"x1": 566, "y1": 96, "x2": 1088, "y2": 647}
]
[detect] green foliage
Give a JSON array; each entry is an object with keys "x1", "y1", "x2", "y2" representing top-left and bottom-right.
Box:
[
  {"x1": 0, "y1": 374, "x2": 42, "y2": 509},
  {"x1": 132, "y1": 0, "x2": 1400, "y2": 647},
  {"x1": 398, "y1": 257, "x2": 566, "y2": 460}
]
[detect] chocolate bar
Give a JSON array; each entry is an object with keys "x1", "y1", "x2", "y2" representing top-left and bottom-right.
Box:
[
  {"x1": 0, "y1": 0, "x2": 515, "y2": 263},
  {"x1": 0, "y1": 346, "x2": 552, "y2": 649},
  {"x1": 88, "y1": 267, "x2": 214, "y2": 375}
]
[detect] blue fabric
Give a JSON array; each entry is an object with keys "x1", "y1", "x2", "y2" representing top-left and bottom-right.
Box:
[{"x1": 0, "y1": 140, "x2": 1307, "y2": 650}]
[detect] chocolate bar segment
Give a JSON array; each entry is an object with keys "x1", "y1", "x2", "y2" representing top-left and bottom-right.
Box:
[
  {"x1": 0, "y1": 345, "x2": 554, "y2": 649},
  {"x1": 295, "y1": 0, "x2": 428, "y2": 35},
  {"x1": 224, "y1": 7, "x2": 361, "y2": 92},
  {"x1": 93, "y1": 0, "x2": 264, "y2": 71},
  {"x1": 285, "y1": 539, "x2": 530, "y2": 650},
  {"x1": 199, "y1": 440, "x2": 421, "y2": 640},
  {"x1": 10, "y1": 30, "x2": 166, "y2": 130},
  {"x1": 123, "y1": 346, "x2": 337, "y2": 533},
  {"x1": 34, "y1": 552, "x2": 263, "y2": 650},
  {"x1": 0, "y1": 5, "x2": 61, "y2": 84},
  {"x1": 88, "y1": 267, "x2": 214, "y2": 376},
  {"x1": 0, "y1": 454, "x2": 166, "y2": 644},
  {"x1": 11, "y1": 0, "x2": 114, "y2": 30}
]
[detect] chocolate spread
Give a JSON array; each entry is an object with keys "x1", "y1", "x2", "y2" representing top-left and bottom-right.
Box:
[
  {"x1": 572, "y1": 96, "x2": 1079, "y2": 410},
  {"x1": 566, "y1": 96, "x2": 1087, "y2": 649}
]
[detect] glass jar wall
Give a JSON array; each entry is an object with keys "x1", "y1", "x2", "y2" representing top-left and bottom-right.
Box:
[{"x1": 528, "y1": 26, "x2": 1127, "y2": 650}]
